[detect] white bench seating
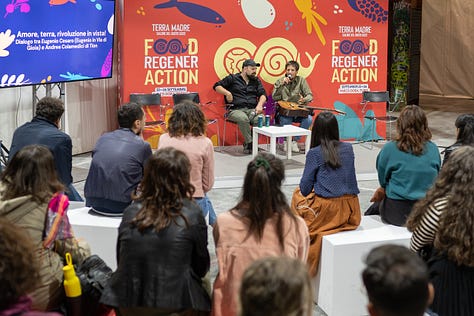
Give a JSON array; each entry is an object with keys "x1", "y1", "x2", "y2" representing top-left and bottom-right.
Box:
[
  {"x1": 68, "y1": 206, "x2": 121, "y2": 270},
  {"x1": 314, "y1": 215, "x2": 412, "y2": 316}
]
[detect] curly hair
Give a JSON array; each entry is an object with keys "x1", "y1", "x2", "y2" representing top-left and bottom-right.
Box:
[
  {"x1": 0, "y1": 218, "x2": 39, "y2": 310},
  {"x1": 395, "y1": 105, "x2": 432, "y2": 155},
  {"x1": 232, "y1": 153, "x2": 297, "y2": 250},
  {"x1": 167, "y1": 101, "x2": 206, "y2": 137},
  {"x1": 132, "y1": 147, "x2": 195, "y2": 232},
  {"x1": 0, "y1": 145, "x2": 64, "y2": 203},
  {"x1": 407, "y1": 146, "x2": 474, "y2": 266},
  {"x1": 35, "y1": 96, "x2": 64, "y2": 123},
  {"x1": 239, "y1": 257, "x2": 313, "y2": 316}
]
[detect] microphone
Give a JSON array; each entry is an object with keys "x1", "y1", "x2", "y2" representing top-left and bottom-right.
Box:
[{"x1": 285, "y1": 74, "x2": 292, "y2": 79}]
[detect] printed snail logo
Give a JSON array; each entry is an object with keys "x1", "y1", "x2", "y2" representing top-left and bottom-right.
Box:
[
  {"x1": 153, "y1": 39, "x2": 188, "y2": 55},
  {"x1": 214, "y1": 37, "x2": 320, "y2": 85},
  {"x1": 338, "y1": 40, "x2": 370, "y2": 55}
]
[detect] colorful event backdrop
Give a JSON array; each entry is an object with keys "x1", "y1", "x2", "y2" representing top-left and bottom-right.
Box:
[{"x1": 119, "y1": 0, "x2": 389, "y2": 147}]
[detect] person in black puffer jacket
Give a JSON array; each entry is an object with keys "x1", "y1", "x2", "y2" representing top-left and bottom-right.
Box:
[{"x1": 442, "y1": 113, "x2": 474, "y2": 165}]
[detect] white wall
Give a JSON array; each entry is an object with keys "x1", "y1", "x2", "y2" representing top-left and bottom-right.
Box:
[{"x1": 0, "y1": 77, "x2": 118, "y2": 155}]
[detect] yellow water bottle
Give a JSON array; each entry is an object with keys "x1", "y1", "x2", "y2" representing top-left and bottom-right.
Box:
[{"x1": 63, "y1": 253, "x2": 82, "y2": 316}]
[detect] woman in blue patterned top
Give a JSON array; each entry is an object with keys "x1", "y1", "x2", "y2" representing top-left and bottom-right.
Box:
[{"x1": 292, "y1": 111, "x2": 361, "y2": 276}]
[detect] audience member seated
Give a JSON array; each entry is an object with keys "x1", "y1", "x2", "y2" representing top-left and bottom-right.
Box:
[
  {"x1": 406, "y1": 146, "x2": 474, "y2": 316},
  {"x1": 292, "y1": 111, "x2": 361, "y2": 276},
  {"x1": 212, "y1": 153, "x2": 309, "y2": 316},
  {"x1": 158, "y1": 100, "x2": 217, "y2": 225},
  {"x1": 239, "y1": 257, "x2": 313, "y2": 316},
  {"x1": 365, "y1": 105, "x2": 441, "y2": 226},
  {"x1": 84, "y1": 102, "x2": 152, "y2": 216},
  {"x1": 213, "y1": 59, "x2": 267, "y2": 154},
  {"x1": 442, "y1": 113, "x2": 474, "y2": 165},
  {"x1": 9, "y1": 97, "x2": 82, "y2": 201},
  {"x1": 100, "y1": 148, "x2": 211, "y2": 316},
  {"x1": 0, "y1": 218, "x2": 62, "y2": 316},
  {"x1": 0, "y1": 145, "x2": 90, "y2": 311},
  {"x1": 362, "y1": 244, "x2": 436, "y2": 316},
  {"x1": 272, "y1": 60, "x2": 313, "y2": 152}
]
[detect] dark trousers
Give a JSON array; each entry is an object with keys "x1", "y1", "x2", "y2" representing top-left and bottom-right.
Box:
[{"x1": 365, "y1": 197, "x2": 416, "y2": 226}]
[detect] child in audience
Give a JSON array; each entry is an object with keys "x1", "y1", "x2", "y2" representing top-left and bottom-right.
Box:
[
  {"x1": 362, "y1": 244, "x2": 436, "y2": 316},
  {"x1": 442, "y1": 113, "x2": 474, "y2": 165},
  {"x1": 292, "y1": 111, "x2": 361, "y2": 276},
  {"x1": 212, "y1": 153, "x2": 309, "y2": 316},
  {"x1": 0, "y1": 218, "x2": 62, "y2": 316},
  {"x1": 407, "y1": 146, "x2": 474, "y2": 316},
  {"x1": 239, "y1": 257, "x2": 313, "y2": 316},
  {"x1": 158, "y1": 100, "x2": 217, "y2": 225},
  {"x1": 0, "y1": 145, "x2": 90, "y2": 311},
  {"x1": 100, "y1": 148, "x2": 211, "y2": 316},
  {"x1": 366, "y1": 105, "x2": 441, "y2": 226}
]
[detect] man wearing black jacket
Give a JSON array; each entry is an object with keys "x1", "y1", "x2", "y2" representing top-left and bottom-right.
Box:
[{"x1": 213, "y1": 59, "x2": 267, "y2": 154}]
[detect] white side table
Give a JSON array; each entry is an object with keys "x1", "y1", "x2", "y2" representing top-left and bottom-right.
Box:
[{"x1": 252, "y1": 125, "x2": 311, "y2": 159}]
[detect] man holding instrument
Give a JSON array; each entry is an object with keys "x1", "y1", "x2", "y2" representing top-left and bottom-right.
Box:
[{"x1": 272, "y1": 60, "x2": 313, "y2": 152}]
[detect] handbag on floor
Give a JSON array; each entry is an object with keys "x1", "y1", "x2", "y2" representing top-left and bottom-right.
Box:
[
  {"x1": 76, "y1": 254, "x2": 113, "y2": 316},
  {"x1": 76, "y1": 254, "x2": 112, "y2": 301}
]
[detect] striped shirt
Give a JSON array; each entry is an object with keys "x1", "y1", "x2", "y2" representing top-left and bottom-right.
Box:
[{"x1": 410, "y1": 197, "x2": 449, "y2": 252}]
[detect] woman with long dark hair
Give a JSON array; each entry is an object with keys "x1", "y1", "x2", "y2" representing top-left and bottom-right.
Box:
[
  {"x1": 158, "y1": 100, "x2": 216, "y2": 225},
  {"x1": 0, "y1": 145, "x2": 90, "y2": 311},
  {"x1": 366, "y1": 105, "x2": 441, "y2": 226},
  {"x1": 212, "y1": 153, "x2": 309, "y2": 316},
  {"x1": 292, "y1": 111, "x2": 360, "y2": 276},
  {"x1": 442, "y1": 113, "x2": 474, "y2": 165},
  {"x1": 406, "y1": 146, "x2": 474, "y2": 316},
  {"x1": 101, "y1": 148, "x2": 211, "y2": 316}
]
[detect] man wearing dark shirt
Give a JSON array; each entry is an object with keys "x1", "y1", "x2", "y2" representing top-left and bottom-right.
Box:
[
  {"x1": 9, "y1": 96, "x2": 82, "y2": 201},
  {"x1": 84, "y1": 102, "x2": 152, "y2": 216},
  {"x1": 213, "y1": 59, "x2": 267, "y2": 154}
]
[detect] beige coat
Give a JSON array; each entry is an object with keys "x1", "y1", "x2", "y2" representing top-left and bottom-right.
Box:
[
  {"x1": 0, "y1": 195, "x2": 89, "y2": 311},
  {"x1": 212, "y1": 211, "x2": 309, "y2": 316}
]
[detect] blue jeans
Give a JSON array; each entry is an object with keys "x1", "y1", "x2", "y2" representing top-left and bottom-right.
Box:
[
  {"x1": 278, "y1": 115, "x2": 313, "y2": 141},
  {"x1": 195, "y1": 194, "x2": 216, "y2": 225},
  {"x1": 67, "y1": 184, "x2": 84, "y2": 202}
]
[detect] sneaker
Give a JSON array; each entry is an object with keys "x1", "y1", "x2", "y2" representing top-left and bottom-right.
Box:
[{"x1": 284, "y1": 140, "x2": 300, "y2": 153}]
